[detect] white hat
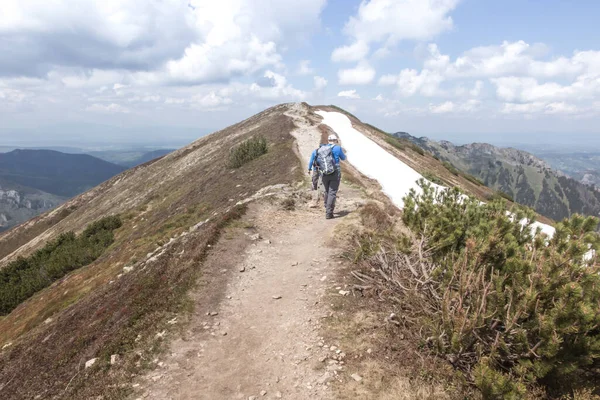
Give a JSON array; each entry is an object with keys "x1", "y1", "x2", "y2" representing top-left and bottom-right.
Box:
[{"x1": 327, "y1": 134, "x2": 338, "y2": 142}]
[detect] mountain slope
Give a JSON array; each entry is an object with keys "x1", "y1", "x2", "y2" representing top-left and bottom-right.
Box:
[
  {"x1": 0, "y1": 149, "x2": 126, "y2": 198},
  {"x1": 396, "y1": 133, "x2": 600, "y2": 222},
  {"x1": 0, "y1": 103, "x2": 557, "y2": 399},
  {"x1": 0, "y1": 104, "x2": 305, "y2": 399}
]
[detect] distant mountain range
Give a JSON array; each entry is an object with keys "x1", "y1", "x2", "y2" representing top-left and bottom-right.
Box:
[
  {"x1": 0, "y1": 150, "x2": 127, "y2": 232},
  {"x1": 395, "y1": 132, "x2": 600, "y2": 222},
  {"x1": 88, "y1": 149, "x2": 174, "y2": 168}
]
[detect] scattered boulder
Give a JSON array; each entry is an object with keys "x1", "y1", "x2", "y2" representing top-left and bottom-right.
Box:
[
  {"x1": 110, "y1": 354, "x2": 120, "y2": 365},
  {"x1": 85, "y1": 358, "x2": 98, "y2": 369},
  {"x1": 250, "y1": 233, "x2": 261, "y2": 241},
  {"x1": 351, "y1": 373, "x2": 363, "y2": 382},
  {"x1": 272, "y1": 295, "x2": 282, "y2": 300}
]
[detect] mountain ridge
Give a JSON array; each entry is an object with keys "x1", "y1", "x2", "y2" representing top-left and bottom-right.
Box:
[{"x1": 396, "y1": 131, "x2": 600, "y2": 222}]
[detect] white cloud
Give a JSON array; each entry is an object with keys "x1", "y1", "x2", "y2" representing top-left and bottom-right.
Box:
[
  {"x1": 190, "y1": 91, "x2": 233, "y2": 109},
  {"x1": 423, "y1": 40, "x2": 600, "y2": 80},
  {"x1": 381, "y1": 68, "x2": 445, "y2": 96},
  {"x1": 429, "y1": 99, "x2": 480, "y2": 114},
  {"x1": 314, "y1": 76, "x2": 327, "y2": 91},
  {"x1": 0, "y1": 88, "x2": 26, "y2": 102},
  {"x1": 374, "y1": 94, "x2": 384, "y2": 101},
  {"x1": 338, "y1": 63, "x2": 376, "y2": 85},
  {"x1": 430, "y1": 101, "x2": 454, "y2": 113},
  {"x1": 165, "y1": 97, "x2": 186, "y2": 104},
  {"x1": 297, "y1": 60, "x2": 315, "y2": 75},
  {"x1": 0, "y1": 0, "x2": 326, "y2": 86},
  {"x1": 501, "y1": 102, "x2": 581, "y2": 115},
  {"x1": 470, "y1": 80, "x2": 484, "y2": 97},
  {"x1": 490, "y1": 75, "x2": 600, "y2": 103},
  {"x1": 332, "y1": 0, "x2": 460, "y2": 62},
  {"x1": 249, "y1": 70, "x2": 306, "y2": 100},
  {"x1": 338, "y1": 89, "x2": 360, "y2": 99},
  {"x1": 86, "y1": 103, "x2": 130, "y2": 113},
  {"x1": 331, "y1": 41, "x2": 369, "y2": 63},
  {"x1": 378, "y1": 40, "x2": 600, "y2": 118}
]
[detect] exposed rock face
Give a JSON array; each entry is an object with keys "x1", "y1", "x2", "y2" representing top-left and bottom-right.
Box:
[
  {"x1": 0, "y1": 184, "x2": 64, "y2": 232},
  {"x1": 396, "y1": 132, "x2": 600, "y2": 222}
]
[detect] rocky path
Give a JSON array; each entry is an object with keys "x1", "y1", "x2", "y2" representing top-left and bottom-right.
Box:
[{"x1": 136, "y1": 188, "x2": 361, "y2": 400}]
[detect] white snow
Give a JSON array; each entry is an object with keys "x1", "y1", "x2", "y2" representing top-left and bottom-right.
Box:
[
  {"x1": 316, "y1": 110, "x2": 557, "y2": 239},
  {"x1": 316, "y1": 110, "x2": 444, "y2": 208}
]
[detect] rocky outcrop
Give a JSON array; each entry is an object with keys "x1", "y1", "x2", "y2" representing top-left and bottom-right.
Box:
[
  {"x1": 0, "y1": 184, "x2": 64, "y2": 232},
  {"x1": 395, "y1": 132, "x2": 600, "y2": 222}
]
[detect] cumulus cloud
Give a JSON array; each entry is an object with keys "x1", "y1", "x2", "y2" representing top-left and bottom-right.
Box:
[
  {"x1": 0, "y1": 0, "x2": 195, "y2": 77},
  {"x1": 338, "y1": 89, "x2": 360, "y2": 99},
  {"x1": 378, "y1": 39, "x2": 600, "y2": 118},
  {"x1": 86, "y1": 103, "x2": 130, "y2": 113},
  {"x1": 314, "y1": 76, "x2": 327, "y2": 91},
  {"x1": 297, "y1": 60, "x2": 315, "y2": 75},
  {"x1": 338, "y1": 63, "x2": 376, "y2": 85},
  {"x1": 429, "y1": 99, "x2": 481, "y2": 114},
  {"x1": 331, "y1": 41, "x2": 369, "y2": 63},
  {"x1": 429, "y1": 101, "x2": 454, "y2": 113},
  {"x1": 332, "y1": 0, "x2": 460, "y2": 62},
  {"x1": 249, "y1": 70, "x2": 306, "y2": 100},
  {"x1": 190, "y1": 92, "x2": 233, "y2": 109},
  {"x1": 422, "y1": 41, "x2": 600, "y2": 80},
  {"x1": 0, "y1": 0, "x2": 326, "y2": 85},
  {"x1": 380, "y1": 68, "x2": 444, "y2": 96}
]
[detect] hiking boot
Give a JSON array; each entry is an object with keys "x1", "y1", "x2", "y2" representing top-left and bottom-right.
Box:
[{"x1": 326, "y1": 214, "x2": 334, "y2": 219}]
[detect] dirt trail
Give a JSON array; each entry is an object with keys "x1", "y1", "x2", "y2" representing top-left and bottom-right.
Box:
[
  {"x1": 137, "y1": 195, "x2": 359, "y2": 400},
  {"x1": 136, "y1": 104, "x2": 363, "y2": 399}
]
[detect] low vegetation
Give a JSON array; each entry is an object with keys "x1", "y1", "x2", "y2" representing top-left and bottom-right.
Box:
[
  {"x1": 353, "y1": 181, "x2": 600, "y2": 398},
  {"x1": 0, "y1": 216, "x2": 122, "y2": 315},
  {"x1": 228, "y1": 136, "x2": 268, "y2": 168},
  {"x1": 328, "y1": 104, "x2": 359, "y2": 120},
  {"x1": 442, "y1": 161, "x2": 460, "y2": 176},
  {"x1": 384, "y1": 135, "x2": 426, "y2": 156}
]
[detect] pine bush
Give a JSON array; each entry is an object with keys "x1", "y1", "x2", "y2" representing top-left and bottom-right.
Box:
[
  {"x1": 400, "y1": 181, "x2": 600, "y2": 396},
  {"x1": 0, "y1": 215, "x2": 122, "y2": 315},
  {"x1": 228, "y1": 136, "x2": 268, "y2": 168}
]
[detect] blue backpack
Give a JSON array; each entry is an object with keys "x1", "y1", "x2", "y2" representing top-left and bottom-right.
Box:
[{"x1": 316, "y1": 145, "x2": 336, "y2": 175}]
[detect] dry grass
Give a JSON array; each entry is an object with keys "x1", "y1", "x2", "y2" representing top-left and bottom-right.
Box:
[{"x1": 324, "y1": 201, "x2": 472, "y2": 400}]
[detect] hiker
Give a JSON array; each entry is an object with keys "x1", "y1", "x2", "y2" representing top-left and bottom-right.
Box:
[{"x1": 308, "y1": 134, "x2": 346, "y2": 219}]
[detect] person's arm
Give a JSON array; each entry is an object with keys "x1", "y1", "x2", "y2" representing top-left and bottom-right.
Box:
[
  {"x1": 308, "y1": 150, "x2": 316, "y2": 172},
  {"x1": 335, "y1": 146, "x2": 347, "y2": 161}
]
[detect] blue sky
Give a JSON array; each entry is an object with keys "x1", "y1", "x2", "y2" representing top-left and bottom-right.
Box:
[{"x1": 1, "y1": 0, "x2": 600, "y2": 148}]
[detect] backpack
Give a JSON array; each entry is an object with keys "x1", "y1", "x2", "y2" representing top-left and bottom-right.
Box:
[{"x1": 316, "y1": 145, "x2": 336, "y2": 175}]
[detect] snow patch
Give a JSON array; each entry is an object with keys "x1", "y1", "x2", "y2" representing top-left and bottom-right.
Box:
[{"x1": 316, "y1": 110, "x2": 556, "y2": 238}]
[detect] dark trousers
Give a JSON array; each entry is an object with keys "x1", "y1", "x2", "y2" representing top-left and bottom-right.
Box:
[{"x1": 322, "y1": 169, "x2": 341, "y2": 216}]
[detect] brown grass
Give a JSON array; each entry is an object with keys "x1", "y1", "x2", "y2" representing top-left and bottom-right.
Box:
[{"x1": 325, "y1": 200, "x2": 474, "y2": 400}]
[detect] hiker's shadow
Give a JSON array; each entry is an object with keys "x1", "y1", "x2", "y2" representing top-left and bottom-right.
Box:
[{"x1": 336, "y1": 210, "x2": 351, "y2": 218}]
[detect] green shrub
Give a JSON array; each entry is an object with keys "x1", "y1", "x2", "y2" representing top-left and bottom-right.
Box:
[
  {"x1": 486, "y1": 190, "x2": 515, "y2": 202},
  {"x1": 228, "y1": 136, "x2": 268, "y2": 168},
  {"x1": 365, "y1": 123, "x2": 388, "y2": 136},
  {"x1": 461, "y1": 172, "x2": 485, "y2": 186},
  {"x1": 399, "y1": 182, "x2": 600, "y2": 397},
  {"x1": 422, "y1": 172, "x2": 446, "y2": 186},
  {"x1": 442, "y1": 161, "x2": 460, "y2": 176},
  {"x1": 0, "y1": 216, "x2": 122, "y2": 315},
  {"x1": 329, "y1": 105, "x2": 359, "y2": 120}
]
